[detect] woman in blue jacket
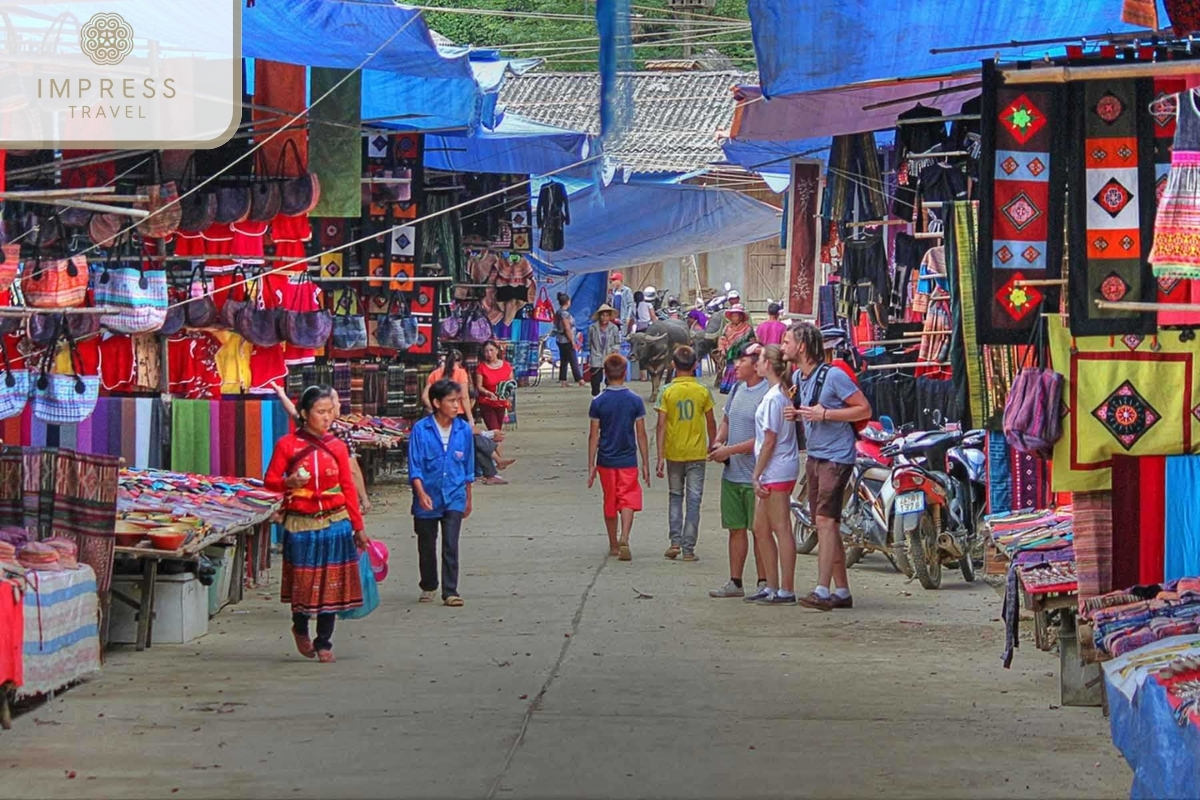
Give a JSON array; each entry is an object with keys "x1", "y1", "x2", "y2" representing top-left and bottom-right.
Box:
[{"x1": 408, "y1": 379, "x2": 475, "y2": 607}]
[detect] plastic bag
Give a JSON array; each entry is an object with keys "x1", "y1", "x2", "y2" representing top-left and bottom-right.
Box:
[{"x1": 338, "y1": 550, "x2": 379, "y2": 620}]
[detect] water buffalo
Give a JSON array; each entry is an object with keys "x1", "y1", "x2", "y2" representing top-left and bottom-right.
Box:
[
  {"x1": 691, "y1": 313, "x2": 727, "y2": 388},
  {"x1": 628, "y1": 318, "x2": 692, "y2": 402}
]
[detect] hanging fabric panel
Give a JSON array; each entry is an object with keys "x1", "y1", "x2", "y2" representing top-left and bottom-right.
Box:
[
  {"x1": 253, "y1": 60, "x2": 308, "y2": 176},
  {"x1": 1165, "y1": 455, "x2": 1200, "y2": 582},
  {"x1": 309, "y1": 68, "x2": 362, "y2": 218}
]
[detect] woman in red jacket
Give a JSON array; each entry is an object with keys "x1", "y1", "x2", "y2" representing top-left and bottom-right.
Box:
[{"x1": 265, "y1": 385, "x2": 370, "y2": 663}]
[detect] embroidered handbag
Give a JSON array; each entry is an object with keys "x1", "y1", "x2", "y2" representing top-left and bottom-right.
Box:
[
  {"x1": 177, "y1": 155, "x2": 218, "y2": 234},
  {"x1": 440, "y1": 304, "x2": 464, "y2": 341},
  {"x1": 277, "y1": 139, "x2": 321, "y2": 217},
  {"x1": 21, "y1": 253, "x2": 89, "y2": 309},
  {"x1": 330, "y1": 290, "x2": 368, "y2": 350},
  {"x1": 234, "y1": 278, "x2": 282, "y2": 347},
  {"x1": 87, "y1": 212, "x2": 124, "y2": 248},
  {"x1": 96, "y1": 250, "x2": 169, "y2": 334},
  {"x1": 31, "y1": 320, "x2": 99, "y2": 425},
  {"x1": 217, "y1": 266, "x2": 250, "y2": 330},
  {"x1": 0, "y1": 346, "x2": 29, "y2": 421},
  {"x1": 280, "y1": 274, "x2": 332, "y2": 348},
  {"x1": 533, "y1": 287, "x2": 554, "y2": 323},
  {"x1": 0, "y1": 243, "x2": 20, "y2": 292},
  {"x1": 465, "y1": 304, "x2": 493, "y2": 343},
  {"x1": 135, "y1": 154, "x2": 182, "y2": 239},
  {"x1": 248, "y1": 150, "x2": 283, "y2": 223},
  {"x1": 184, "y1": 266, "x2": 220, "y2": 328},
  {"x1": 375, "y1": 291, "x2": 413, "y2": 350}
]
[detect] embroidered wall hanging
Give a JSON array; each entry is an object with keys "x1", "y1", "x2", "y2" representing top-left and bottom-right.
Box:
[
  {"x1": 1067, "y1": 79, "x2": 1158, "y2": 336},
  {"x1": 786, "y1": 161, "x2": 822, "y2": 318},
  {"x1": 1050, "y1": 322, "x2": 1199, "y2": 492},
  {"x1": 977, "y1": 62, "x2": 1067, "y2": 344},
  {"x1": 1152, "y1": 79, "x2": 1200, "y2": 326}
]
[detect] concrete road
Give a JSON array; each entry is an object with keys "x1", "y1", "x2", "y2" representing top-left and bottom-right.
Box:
[{"x1": 3, "y1": 385, "x2": 1128, "y2": 798}]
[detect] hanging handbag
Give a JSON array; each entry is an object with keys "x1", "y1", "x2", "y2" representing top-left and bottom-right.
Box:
[
  {"x1": 533, "y1": 287, "x2": 554, "y2": 323},
  {"x1": 31, "y1": 318, "x2": 99, "y2": 425},
  {"x1": 217, "y1": 266, "x2": 250, "y2": 330},
  {"x1": 0, "y1": 344, "x2": 28, "y2": 421},
  {"x1": 177, "y1": 154, "x2": 218, "y2": 234},
  {"x1": 27, "y1": 312, "x2": 97, "y2": 345},
  {"x1": 234, "y1": 277, "x2": 282, "y2": 347},
  {"x1": 215, "y1": 181, "x2": 252, "y2": 225},
  {"x1": 22, "y1": 212, "x2": 63, "y2": 250},
  {"x1": 87, "y1": 212, "x2": 124, "y2": 248},
  {"x1": 158, "y1": 285, "x2": 187, "y2": 337},
  {"x1": 280, "y1": 273, "x2": 332, "y2": 348},
  {"x1": 330, "y1": 289, "x2": 368, "y2": 350},
  {"x1": 21, "y1": 251, "x2": 88, "y2": 309},
  {"x1": 0, "y1": 243, "x2": 20, "y2": 292},
  {"x1": 376, "y1": 290, "x2": 415, "y2": 350},
  {"x1": 184, "y1": 265, "x2": 220, "y2": 328},
  {"x1": 96, "y1": 247, "x2": 168, "y2": 334},
  {"x1": 440, "y1": 303, "x2": 464, "y2": 341},
  {"x1": 277, "y1": 139, "x2": 321, "y2": 217},
  {"x1": 465, "y1": 304, "x2": 493, "y2": 343},
  {"x1": 135, "y1": 153, "x2": 182, "y2": 239},
  {"x1": 248, "y1": 150, "x2": 283, "y2": 223}
]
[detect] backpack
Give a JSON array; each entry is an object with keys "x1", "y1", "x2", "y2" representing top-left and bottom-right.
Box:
[
  {"x1": 793, "y1": 363, "x2": 867, "y2": 448},
  {"x1": 1002, "y1": 367, "x2": 1064, "y2": 459}
]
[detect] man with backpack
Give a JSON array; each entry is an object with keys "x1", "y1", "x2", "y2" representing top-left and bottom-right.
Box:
[{"x1": 781, "y1": 321, "x2": 872, "y2": 611}]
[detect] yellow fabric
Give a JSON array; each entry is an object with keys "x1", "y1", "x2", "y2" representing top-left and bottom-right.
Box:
[
  {"x1": 214, "y1": 331, "x2": 253, "y2": 394},
  {"x1": 656, "y1": 376, "x2": 714, "y2": 462},
  {"x1": 284, "y1": 509, "x2": 349, "y2": 533},
  {"x1": 1050, "y1": 324, "x2": 1200, "y2": 492}
]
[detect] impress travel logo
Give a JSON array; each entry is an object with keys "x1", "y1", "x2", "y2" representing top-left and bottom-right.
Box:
[{"x1": 0, "y1": 1, "x2": 240, "y2": 148}]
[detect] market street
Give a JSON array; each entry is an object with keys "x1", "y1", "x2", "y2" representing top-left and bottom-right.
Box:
[{"x1": 4, "y1": 387, "x2": 1126, "y2": 798}]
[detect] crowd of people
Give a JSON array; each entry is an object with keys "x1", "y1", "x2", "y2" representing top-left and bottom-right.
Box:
[{"x1": 585, "y1": 320, "x2": 873, "y2": 610}]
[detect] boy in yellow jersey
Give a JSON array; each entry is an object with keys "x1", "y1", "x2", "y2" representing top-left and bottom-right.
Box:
[{"x1": 655, "y1": 346, "x2": 716, "y2": 561}]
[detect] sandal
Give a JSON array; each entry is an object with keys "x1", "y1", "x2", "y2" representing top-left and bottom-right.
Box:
[
  {"x1": 292, "y1": 631, "x2": 316, "y2": 659},
  {"x1": 419, "y1": 590, "x2": 436, "y2": 603},
  {"x1": 618, "y1": 542, "x2": 632, "y2": 562},
  {"x1": 317, "y1": 649, "x2": 336, "y2": 663},
  {"x1": 444, "y1": 595, "x2": 465, "y2": 607}
]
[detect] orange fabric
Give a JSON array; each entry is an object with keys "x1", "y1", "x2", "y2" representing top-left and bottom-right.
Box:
[
  {"x1": 243, "y1": 401, "x2": 263, "y2": 480},
  {"x1": 253, "y1": 61, "x2": 308, "y2": 175}
]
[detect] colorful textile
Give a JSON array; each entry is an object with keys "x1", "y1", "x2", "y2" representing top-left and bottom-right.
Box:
[
  {"x1": 787, "y1": 162, "x2": 822, "y2": 317},
  {"x1": 0, "y1": 579, "x2": 21, "y2": 688},
  {"x1": 986, "y1": 432, "x2": 1013, "y2": 514},
  {"x1": 170, "y1": 399, "x2": 290, "y2": 480},
  {"x1": 0, "y1": 398, "x2": 163, "y2": 467},
  {"x1": 1074, "y1": 490, "x2": 1114, "y2": 603},
  {"x1": 1166, "y1": 455, "x2": 1200, "y2": 582},
  {"x1": 1149, "y1": 80, "x2": 1200, "y2": 326},
  {"x1": 977, "y1": 64, "x2": 1066, "y2": 344},
  {"x1": 309, "y1": 68, "x2": 362, "y2": 218},
  {"x1": 1151, "y1": 87, "x2": 1200, "y2": 277},
  {"x1": 1050, "y1": 322, "x2": 1199, "y2": 492},
  {"x1": 948, "y1": 202, "x2": 986, "y2": 425},
  {"x1": 1011, "y1": 450, "x2": 1049, "y2": 511},
  {"x1": 1111, "y1": 454, "x2": 1166, "y2": 589},
  {"x1": 18, "y1": 566, "x2": 100, "y2": 699},
  {"x1": 280, "y1": 517, "x2": 363, "y2": 616},
  {"x1": 1068, "y1": 79, "x2": 1157, "y2": 336}
]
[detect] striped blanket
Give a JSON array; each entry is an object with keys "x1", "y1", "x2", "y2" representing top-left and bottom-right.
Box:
[{"x1": 17, "y1": 566, "x2": 100, "y2": 699}]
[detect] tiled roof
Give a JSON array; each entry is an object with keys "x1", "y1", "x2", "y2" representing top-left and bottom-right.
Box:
[{"x1": 498, "y1": 70, "x2": 758, "y2": 174}]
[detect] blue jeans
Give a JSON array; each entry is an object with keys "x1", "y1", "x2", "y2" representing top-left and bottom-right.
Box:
[{"x1": 667, "y1": 460, "x2": 706, "y2": 553}]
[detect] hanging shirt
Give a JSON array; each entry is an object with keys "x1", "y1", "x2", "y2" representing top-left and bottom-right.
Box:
[{"x1": 537, "y1": 181, "x2": 570, "y2": 252}]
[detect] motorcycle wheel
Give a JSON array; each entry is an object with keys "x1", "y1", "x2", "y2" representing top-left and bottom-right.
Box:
[
  {"x1": 960, "y1": 546, "x2": 977, "y2": 582},
  {"x1": 792, "y1": 485, "x2": 819, "y2": 555},
  {"x1": 907, "y1": 513, "x2": 942, "y2": 590},
  {"x1": 845, "y1": 546, "x2": 864, "y2": 567},
  {"x1": 886, "y1": 547, "x2": 913, "y2": 578}
]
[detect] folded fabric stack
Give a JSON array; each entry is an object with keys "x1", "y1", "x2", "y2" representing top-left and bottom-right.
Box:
[
  {"x1": 331, "y1": 415, "x2": 410, "y2": 450},
  {"x1": 989, "y1": 507, "x2": 1075, "y2": 561},
  {"x1": 0, "y1": 528, "x2": 29, "y2": 550},
  {"x1": 0, "y1": 541, "x2": 15, "y2": 565},
  {"x1": 43, "y1": 537, "x2": 79, "y2": 570},
  {"x1": 1017, "y1": 560, "x2": 1078, "y2": 595},
  {"x1": 17, "y1": 541, "x2": 61, "y2": 572},
  {"x1": 118, "y1": 468, "x2": 284, "y2": 537},
  {"x1": 1088, "y1": 581, "x2": 1200, "y2": 657}
]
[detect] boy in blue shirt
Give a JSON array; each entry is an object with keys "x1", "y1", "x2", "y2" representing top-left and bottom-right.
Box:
[
  {"x1": 588, "y1": 354, "x2": 650, "y2": 561},
  {"x1": 408, "y1": 379, "x2": 474, "y2": 607}
]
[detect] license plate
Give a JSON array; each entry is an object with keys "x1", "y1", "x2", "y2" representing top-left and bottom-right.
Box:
[{"x1": 895, "y1": 491, "x2": 926, "y2": 515}]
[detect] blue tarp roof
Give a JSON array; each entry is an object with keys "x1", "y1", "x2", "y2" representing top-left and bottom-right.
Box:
[
  {"x1": 244, "y1": 0, "x2": 483, "y2": 131},
  {"x1": 532, "y1": 180, "x2": 782, "y2": 275},
  {"x1": 424, "y1": 113, "x2": 594, "y2": 176},
  {"x1": 746, "y1": 0, "x2": 1166, "y2": 97}
]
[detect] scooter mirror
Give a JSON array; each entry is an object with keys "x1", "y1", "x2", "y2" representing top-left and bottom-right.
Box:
[{"x1": 879, "y1": 416, "x2": 895, "y2": 433}]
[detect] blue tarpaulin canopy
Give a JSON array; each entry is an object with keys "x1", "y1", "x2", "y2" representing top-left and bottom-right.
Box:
[
  {"x1": 244, "y1": 0, "x2": 483, "y2": 131},
  {"x1": 532, "y1": 180, "x2": 781, "y2": 275},
  {"x1": 745, "y1": 0, "x2": 1166, "y2": 97},
  {"x1": 425, "y1": 114, "x2": 594, "y2": 176}
]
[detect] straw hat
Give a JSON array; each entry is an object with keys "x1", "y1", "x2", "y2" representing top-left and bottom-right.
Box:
[{"x1": 592, "y1": 303, "x2": 618, "y2": 320}]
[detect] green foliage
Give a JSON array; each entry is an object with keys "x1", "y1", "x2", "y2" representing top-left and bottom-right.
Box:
[{"x1": 421, "y1": 0, "x2": 755, "y2": 72}]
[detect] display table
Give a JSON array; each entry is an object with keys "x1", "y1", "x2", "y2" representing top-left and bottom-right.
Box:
[
  {"x1": 16, "y1": 566, "x2": 101, "y2": 700},
  {"x1": 1104, "y1": 634, "x2": 1200, "y2": 798}
]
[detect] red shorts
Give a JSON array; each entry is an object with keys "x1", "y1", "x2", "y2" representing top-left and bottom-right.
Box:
[
  {"x1": 762, "y1": 480, "x2": 796, "y2": 494},
  {"x1": 598, "y1": 466, "x2": 642, "y2": 518}
]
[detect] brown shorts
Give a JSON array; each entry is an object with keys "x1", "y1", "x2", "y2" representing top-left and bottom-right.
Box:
[{"x1": 806, "y1": 457, "x2": 854, "y2": 522}]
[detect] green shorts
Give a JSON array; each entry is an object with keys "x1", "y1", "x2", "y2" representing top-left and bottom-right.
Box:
[{"x1": 720, "y1": 479, "x2": 757, "y2": 531}]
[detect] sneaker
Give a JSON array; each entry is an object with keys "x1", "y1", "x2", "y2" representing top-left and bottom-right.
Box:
[
  {"x1": 664, "y1": 544, "x2": 681, "y2": 560},
  {"x1": 743, "y1": 585, "x2": 773, "y2": 603},
  {"x1": 830, "y1": 594, "x2": 854, "y2": 610},
  {"x1": 757, "y1": 591, "x2": 797, "y2": 606},
  {"x1": 681, "y1": 552, "x2": 699, "y2": 562},
  {"x1": 797, "y1": 592, "x2": 834, "y2": 612},
  {"x1": 709, "y1": 580, "x2": 745, "y2": 598}
]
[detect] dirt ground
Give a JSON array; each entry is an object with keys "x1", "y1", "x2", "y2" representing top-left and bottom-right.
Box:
[{"x1": 2, "y1": 383, "x2": 1129, "y2": 798}]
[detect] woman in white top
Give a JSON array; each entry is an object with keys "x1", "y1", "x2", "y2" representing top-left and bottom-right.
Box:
[{"x1": 747, "y1": 344, "x2": 801, "y2": 605}]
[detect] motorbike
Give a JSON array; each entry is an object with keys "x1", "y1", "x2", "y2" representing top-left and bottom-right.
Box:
[{"x1": 883, "y1": 425, "x2": 988, "y2": 589}]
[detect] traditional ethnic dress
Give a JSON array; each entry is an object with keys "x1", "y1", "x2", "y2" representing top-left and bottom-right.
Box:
[
  {"x1": 264, "y1": 430, "x2": 363, "y2": 616},
  {"x1": 1150, "y1": 89, "x2": 1200, "y2": 278},
  {"x1": 717, "y1": 321, "x2": 755, "y2": 394}
]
